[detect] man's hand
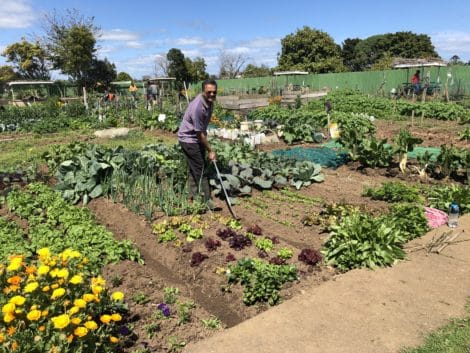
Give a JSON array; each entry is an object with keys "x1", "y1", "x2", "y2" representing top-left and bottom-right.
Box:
[{"x1": 208, "y1": 150, "x2": 216, "y2": 161}]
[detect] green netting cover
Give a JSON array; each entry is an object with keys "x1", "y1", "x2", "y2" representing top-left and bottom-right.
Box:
[
  {"x1": 272, "y1": 142, "x2": 442, "y2": 169},
  {"x1": 321, "y1": 140, "x2": 441, "y2": 159},
  {"x1": 271, "y1": 147, "x2": 349, "y2": 168}
]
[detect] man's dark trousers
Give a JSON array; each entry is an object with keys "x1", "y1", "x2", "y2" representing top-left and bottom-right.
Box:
[{"x1": 179, "y1": 141, "x2": 211, "y2": 202}]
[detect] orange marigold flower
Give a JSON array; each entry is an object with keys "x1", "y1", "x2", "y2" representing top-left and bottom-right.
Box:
[
  {"x1": 38, "y1": 325, "x2": 46, "y2": 332},
  {"x1": 7, "y1": 276, "x2": 22, "y2": 285},
  {"x1": 67, "y1": 334, "x2": 74, "y2": 343},
  {"x1": 0, "y1": 333, "x2": 4, "y2": 343},
  {"x1": 7, "y1": 326, "x2": 16, "y2": 336},
  {"x1": 11, "y1": 341, "x2": 18, "y2": 350},
  {"x1": 25, "y1": 265, "x2": 36, "y2": 275},
  {"x1": 109, "y1": 336, "x2": 119, "y2": 343}
]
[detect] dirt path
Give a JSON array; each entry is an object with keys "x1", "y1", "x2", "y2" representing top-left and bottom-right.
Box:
[{"x1": 184, "y1": 215, "x2": 470, "y2": 353}]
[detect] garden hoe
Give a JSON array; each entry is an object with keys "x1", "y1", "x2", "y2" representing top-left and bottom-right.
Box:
[{"x1": 212, "y1": 160, "x2": 240, "y2": 220}]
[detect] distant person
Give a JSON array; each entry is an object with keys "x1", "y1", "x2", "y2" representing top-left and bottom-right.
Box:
[
  {"x1": 411, "y1": 70, "x2": 421, "y2": 94},
  {"x1": 129, "y1": 81, "x2": 138, "y2": 100}
]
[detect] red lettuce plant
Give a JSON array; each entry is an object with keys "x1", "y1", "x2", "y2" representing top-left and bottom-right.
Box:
[
  {"x1": 298, "y1": 248, "x2": 322, "y2": 266},
  {"x1": 190, "y1": 252, "x2": 208, "y2": 266}
]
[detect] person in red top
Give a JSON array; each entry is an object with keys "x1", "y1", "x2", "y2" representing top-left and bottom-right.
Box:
[{"x1": 411, "y1": 70, "x2": 421, "y2": 94}]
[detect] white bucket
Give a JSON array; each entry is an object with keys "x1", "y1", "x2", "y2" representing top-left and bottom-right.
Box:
[
  {"x1": 158, "y1": 114, "x2": 166, "y2": 122},
  {"x1": 240, "y1": 121, "x2": 253, "y2": 132}
]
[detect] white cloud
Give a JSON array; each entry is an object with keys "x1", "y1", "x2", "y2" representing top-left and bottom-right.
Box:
[
  {"x1": 182, "y1": 49, "x2": 202, "y2": 57},
  {"x1": 174, "y1": 37, "x2": 204, "y2": 46},
  {"x1": 97, "y1": 46, "x2": 117, "y2": 56},
  {"x1": 432, "y1": 31, "x2": 470, "y2": 57},
  {"x1": 226, "y1": 47, "x2": 251, "y2": 55},
  {"x1": 126, "y1": 41, "x2": 145, "y2": 49},
  {"x1": 200, "y1": 38, "x2": 225, "y2": 50},
  {"x1": 0, "y1": 0, "x2": 36, "y2": 28},
  {"x1": 100, "y1": 29, "x2": 140, "y2": 41}
]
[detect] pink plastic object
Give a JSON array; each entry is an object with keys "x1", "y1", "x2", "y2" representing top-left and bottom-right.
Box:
[{"x1": 424, "y1": 207, "x2": 448, "y2": 229}]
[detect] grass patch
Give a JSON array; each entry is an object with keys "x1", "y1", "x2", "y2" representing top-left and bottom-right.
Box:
[{"x1": 401, "y1": 302, "x2": 470, "y2": 353}]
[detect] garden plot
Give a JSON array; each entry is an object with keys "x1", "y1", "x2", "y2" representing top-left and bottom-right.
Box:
[{"x1": 0, "y1": 89, "x2": 468, "y2": 353}]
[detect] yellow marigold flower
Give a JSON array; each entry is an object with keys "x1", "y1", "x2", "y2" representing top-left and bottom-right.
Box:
[
  {"x1": 51, "y1": 314, "x2": 70, "y2": 329},
  {"x1": 51, "y1": 287, "x2": 66, "y2": 299},
  {"x1": 7, "y1": 326, "x2": 16, "y2": 336},
  {"x1": 100, "y1": 314, "x2": 112, "y2": 324},
  {"x1": 3, "y1": 312, "x2": 15, "y2": 323},
  {"x1": 71, "y1": 317, "x2": 81, "y2": 325},
  {"x1": 41, "y1": 310, "x2": 48, "y2": 317},
  {"x1": 82, "y1": 257, "x2": 88, "y2": 264},
  {"x1": 37, "y1": 248, "x2": 50, "y2": 258},
  {"x1": 9, "y1": 295, "x2": 25, "y2": 306},
  {"x1": 0, "y1": 333, "x2": 4, "y2": 343},
  {"x1": 50, "y1": 283, "x2": 59, "y2": 289},
  {"x1": 57, "y1": 268, "x2": 69, "y2": 279},
  {"x1": 27, "y1": 309, "x2": 41, "y2": 321},
  {"x1": 7, "y1": 261, "x2": 22, "y2": 272},
  {"x1": 24, "y1": 282, "x2": 39, "y2": 293},
  {"x1": 2, "y1": 303, "x2": 15, "y2": 313},
  {"x1": 111, "y1": 313, "x2": 122, "y2": 322},
  {"x1": 91, "y1": 285, "x2": 103, "y2": 295},
  {"x1": 91, "y1": 276, "x2": 106, "y2": 286},
  {"x1": 69, "y1": 306, "x2": 80, "y2": 315},
  {"x1": 10, "y1": 295, "x2": 26, "y2": 305},
  {"x1": 69, "y1": 275, "x2": 83, "y2": 285},
  {"x1": 49, "y1": 268, "x2": 59, "y2": 278},
  {"x1": 82, "y1": 294, "x2": 95, "y2": 302},
  {"x1": 67, "y1": 334, "x2": 74, "y2": 343},
  {"x1": 111, "y1": 291, "x2": 124, "y2": 301},
  {"x1": 38, "y1": 325, "x2": 45, "y2": 332},
  {"x1": 73, "y1": 299, "x2": 86, "y2": 308},
  {"x1": 42, "y1": 285, "x2": 50, "y2": 292},
  {"x1": 84, "y1": 320, "x2": 98, "y2": 330},
  {"x1": 109, "y1": 336, "x2": 119, "y2": 343},
  {"x1": 74, "y1": 326, "x2": 88, "y2": 338},
  {"x1": 37, "y1": 265, "x2": 50, "y2": 276}
]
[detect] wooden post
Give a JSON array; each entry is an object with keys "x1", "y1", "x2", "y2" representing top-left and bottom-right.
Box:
[
  {"x1": 421, "y1": 111, "x2": 424, "y2": 124},
  {"x1": 83, "y1": 87, "x2": 88, "y2": 110}
]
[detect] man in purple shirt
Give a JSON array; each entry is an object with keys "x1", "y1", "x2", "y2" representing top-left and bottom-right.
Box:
[{"x1": 178, "y1": 79, "x2": 217, "y2": 209}]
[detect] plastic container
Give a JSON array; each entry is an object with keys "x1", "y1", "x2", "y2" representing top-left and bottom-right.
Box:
[
  {"x1": 448, "y1": 202, "x2": 460, "y2": 228},
  {"x1": 240, "y1": 121, "x2": 253, "y2": 132},
  {"x1": 253, "y1": 120, "x2": 264, "y2": 129}
]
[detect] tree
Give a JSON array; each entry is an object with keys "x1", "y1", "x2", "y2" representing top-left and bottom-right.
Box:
[
  {"x1": 351, "y1": 32, "x2": 438, "y2": 71},
  {"x1": 84, "y1": 58, "x2": 117, "y2": 87},
  {"x1": 0, "y1": 65, "x2": 18, "y2": 83},
  {"x1": 277, "y1": 26, "x2": 345, "y2": 73},
  {"x1": 242, "y1": 64, "x2": 272, "y2": 78},
  {"x1": 166, "y1": 48, "x2": 190, "y2": 89},
  {"x1": 341, "y1": 38, "x2": 362, "y2": 71},
  {"x1": 43, "y1": 9, "x2": 99, "y2": 87},
  {"x1": 116, "y1": 72, "x2": 133, "y2": 81},
  {"x1": 2, "y1": 39, "x2": 50, "y2": 79},
  {"x1": 185, "y1": 57, "x2": 209, "y2": 83},
  {"x1": 218, "y1": 50, "x2": 249, "y2": 78},
  {"x1": 154, "y1": 55, "x2": 169, "y2": 77},
  {"x1": 449, "y1": 55, "x2": 463, "y2": 65}
]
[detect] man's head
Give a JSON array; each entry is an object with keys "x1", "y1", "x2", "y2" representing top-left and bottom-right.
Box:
[{"x1": 202, "y1": 79, "x2": 217, "y2": 103}]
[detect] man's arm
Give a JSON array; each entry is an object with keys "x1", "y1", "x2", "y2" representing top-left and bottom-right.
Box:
[{"x1": 196, "y1": 131, "x2": 216, "y2": 161}]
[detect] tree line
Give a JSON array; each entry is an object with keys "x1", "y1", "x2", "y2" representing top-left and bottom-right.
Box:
[{"x1": 1, "y1": 10, "x2": 468, "y2": 89}]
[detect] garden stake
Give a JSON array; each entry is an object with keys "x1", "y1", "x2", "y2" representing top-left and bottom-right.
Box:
[{"x1": 212, "y1": 160, "x2": 240, "y2": 220}]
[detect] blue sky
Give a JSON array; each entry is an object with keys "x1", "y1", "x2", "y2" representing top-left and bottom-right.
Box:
[{"x1": 1, "y1": 0, "x2": 469, "y2": 79}]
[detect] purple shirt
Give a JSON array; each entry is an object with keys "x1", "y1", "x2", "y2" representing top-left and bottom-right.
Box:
[{"x1": 177, "y1": 94, "x2": 213, "y2": 143}]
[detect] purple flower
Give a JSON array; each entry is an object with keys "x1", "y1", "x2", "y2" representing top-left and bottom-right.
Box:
[
  {"x1": 157, "y1": 303, "x2": 171, "y2": 317},
  {"x1": 118, "y1": 325, "x2": 131, "y2": 335}
]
